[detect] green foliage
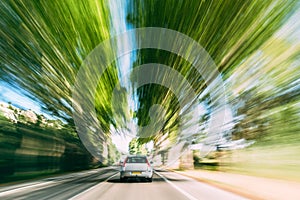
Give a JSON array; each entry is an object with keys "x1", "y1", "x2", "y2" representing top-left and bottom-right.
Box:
[
  {"x1": 128, "y1": 0, "x2": 297, "y2": 74},
  {"x1": 127, "y1": 0, "x2": 298, "y2": 147},
  {"x1": 129, "y1": 138, "x2": 147, "y2": 155},
  {"x1": 0, "y1": 111, "x2": 94, "y2": 180},
  {"x1": 107, "y1": 140, "x2": 120, "y2": 165},
  {"x1": 0, "y1": 0, "x2": 111, "y2": 121}
]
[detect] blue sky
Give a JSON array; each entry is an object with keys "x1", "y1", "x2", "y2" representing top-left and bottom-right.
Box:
[
  {"x1": 0, "y1": 82, "x2": 42, "y2": 113},
  {"x1": 0, "y1": 81, "x2": 58, "y2": 120}
]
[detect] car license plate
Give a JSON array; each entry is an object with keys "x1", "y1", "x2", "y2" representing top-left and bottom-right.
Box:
[{"x1": 132, "y1": 171, "x2": 141, "y2": 175}]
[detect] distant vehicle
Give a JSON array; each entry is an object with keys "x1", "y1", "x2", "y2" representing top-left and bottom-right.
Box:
[{"x1": 120, "y1": 155, "x2": 153, "y2": 182}]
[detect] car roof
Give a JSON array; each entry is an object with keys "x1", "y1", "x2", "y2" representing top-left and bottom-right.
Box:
[{"x1": 126, "y1": 155, "x2": 147, "y2": 157}]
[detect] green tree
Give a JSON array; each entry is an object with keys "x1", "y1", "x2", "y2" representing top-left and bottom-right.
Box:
[
  {"x1": 0, "y1": 0, "x2": 112, "y2": 122},
  {"x1": 127, "y1": 0, "x2": 297, "y2": 147},
  {"x1": 129, "y1": 138, "x2": 147, "y2": 155}
]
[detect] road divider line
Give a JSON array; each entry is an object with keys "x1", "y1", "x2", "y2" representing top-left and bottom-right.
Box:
[
  {"x1": 155, "y1": 171, "x2": 199, "y2": 200},
  {"x1": 68, "y1": 172, "x2": 118, "y2": 200}
]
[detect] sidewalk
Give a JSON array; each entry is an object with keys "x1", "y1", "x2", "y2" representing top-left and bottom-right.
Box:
[{"x1": 174, "y1": 169, "x2": 300, "y2": 200}]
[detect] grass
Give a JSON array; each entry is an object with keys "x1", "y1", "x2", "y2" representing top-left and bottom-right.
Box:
[{"x1": 216, "y1": 144, "x2": 300, "y2": 182}]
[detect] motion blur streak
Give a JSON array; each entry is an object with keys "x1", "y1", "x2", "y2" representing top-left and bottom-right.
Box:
[{"x1": 0, "y1": 0, "x2": 300, "y2": 187}]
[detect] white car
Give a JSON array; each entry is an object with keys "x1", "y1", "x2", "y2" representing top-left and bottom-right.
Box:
[{"x1": 120, "y1": 155, "x2": 153, "y2": 182}]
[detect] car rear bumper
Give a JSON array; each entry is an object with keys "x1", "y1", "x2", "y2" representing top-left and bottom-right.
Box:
[{"x1": 120, "y1": 171, "x2": 153, "y2": 179}]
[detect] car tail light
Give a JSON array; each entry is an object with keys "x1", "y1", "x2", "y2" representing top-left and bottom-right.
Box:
[
  {"x1": 146, "y1": 159, "x2": 151, "y2": 171},
  {"x1": 122, "y1": 157, "x2": 128, "y2": 170},
  {"x1": 146, "y1": 159, "x2": 150, "y2": 167}
]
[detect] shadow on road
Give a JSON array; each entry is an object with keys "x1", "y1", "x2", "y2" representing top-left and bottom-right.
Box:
[
  {"x1": 108, "y1": 178, "x2": 150, "y2": 184},
  {"x1": 108, "y1": 176, "x2": 189, "y2": 184},
  {"x1": 153, "y1": 169, "x2": 169, "y2": 172}
]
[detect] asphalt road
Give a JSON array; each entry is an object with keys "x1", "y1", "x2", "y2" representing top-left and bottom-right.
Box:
[{"x1": 0, "y1": 167, "x2": 248, "y2": 200}]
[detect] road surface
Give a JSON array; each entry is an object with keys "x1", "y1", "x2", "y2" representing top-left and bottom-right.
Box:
[{"x1": 0, "y1": 167, "x2": 248, "y2": 200}]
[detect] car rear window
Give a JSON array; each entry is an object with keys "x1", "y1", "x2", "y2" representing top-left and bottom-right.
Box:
[{"x1": 126, "y1": 157, "x2": 147, "y2": 163}]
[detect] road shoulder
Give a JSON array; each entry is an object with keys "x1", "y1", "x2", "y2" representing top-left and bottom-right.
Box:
[{"x1": 171, "y1": 169, "x2": 300, "y2": 200}]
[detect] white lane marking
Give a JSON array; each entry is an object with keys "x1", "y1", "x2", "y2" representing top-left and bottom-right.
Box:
[
  {"x1": 0, "y1": 181, "x2": 55, "y2": 197},
  {"x1": 0, "y1": 167, "x2": 117, "y2": 197},
  {"x1": 155, "y1": 171, "x2": 199, "y2": 200},
  {"x1": 68, "y1": 172, "x2": 118, "y2": 200}
]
